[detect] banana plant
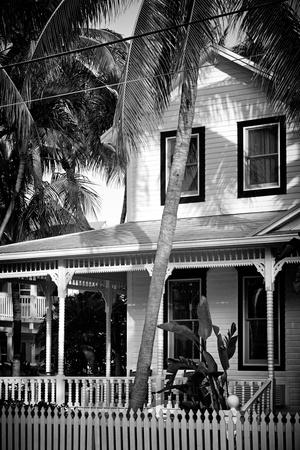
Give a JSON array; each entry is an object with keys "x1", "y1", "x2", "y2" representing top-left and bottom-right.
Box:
[{"x1": 157, "y1": 296, "x2": 237, "y2": 412}]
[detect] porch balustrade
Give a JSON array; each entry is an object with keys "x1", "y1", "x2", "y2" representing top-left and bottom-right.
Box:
[
  {"x1": 0, "y1": 375, "x2": 270, "y2": 411},
  {"x1": 0, "y1": 294, "x2": 47, "y2": 320}
]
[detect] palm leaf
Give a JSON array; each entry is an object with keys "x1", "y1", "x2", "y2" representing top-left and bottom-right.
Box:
[
  {"x1": 113, "y1": 0, "x2": 222, "y2": 158},
  {"x1": 157, "y1": 321, "x2": 200, "y2": 344},
  {"x1": 0, "y1": 65, "x2": 34, "y2": 141},
  {"x1": 29, "y1": 0, "x2": 131, "y2": 60},
  {"x1": 197, "y1": 296, "x2": 212, "y2": 340},
  {"x1": 229, "y1": 0, "x2": 300, "y2": 123}
]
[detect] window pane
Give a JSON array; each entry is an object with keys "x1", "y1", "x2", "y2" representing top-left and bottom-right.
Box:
[
  {"x1": 249, "y1": 156, "x2": 278, "y2": 185},
  {"x1": 167, "y1": 135, "x2": 199, "y2": 196},
  {"x1": 169, "y1": 279, "x2": 201, "y2": 359},
  {"x1": 248, "y1": 125, "x2": 278, "y2": 156},
  {"x1": 246, "y1": 124, "x2": 279, "y2": 188},
  {"x1": 245, "y1": 277, "x2": 266, "y2": 319},
  {"x1": 170, "y1": 280, "x2": 200, "y2": 320}
]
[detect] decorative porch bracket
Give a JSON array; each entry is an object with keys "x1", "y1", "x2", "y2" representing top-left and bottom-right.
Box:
[{"x1": 50, "y1": 261, "x2": 75, "y2": 404}]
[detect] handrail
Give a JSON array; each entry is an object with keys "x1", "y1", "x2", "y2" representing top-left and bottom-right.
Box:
[{"x1": 240, "y1": 378, "x2": 272, "y2": 412}]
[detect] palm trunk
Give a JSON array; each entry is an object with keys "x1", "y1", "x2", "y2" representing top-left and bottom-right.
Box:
[
  {"x1": 129, "y1": 71, "x2": 198, "y2": 411},
  {"x1": 12, "y1": 282, "x2": 22, "y2": 376}
]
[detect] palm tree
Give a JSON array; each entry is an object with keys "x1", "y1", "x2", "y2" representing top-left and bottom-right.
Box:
[
  {"x1": 113, "y1": 0, "x2": 300, "y2": 410},
  {"x1": 0, "y1": 22, "x2": 128, "y2": 242},
  {"x1": 0, "y1": 0, "x2": 131, "y2": 374}
]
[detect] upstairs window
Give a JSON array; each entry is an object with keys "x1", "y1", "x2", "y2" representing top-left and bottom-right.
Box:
[
  {"x1": 237, "y1": 117, "x2": 286, "y2": 197},
  {"x1": 160, "y1": 127, "x2": 205, "y2": 205}
]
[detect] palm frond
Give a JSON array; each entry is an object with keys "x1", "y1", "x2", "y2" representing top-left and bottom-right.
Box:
[
  {"x1": 113, "y1": 0, "x2": 222, "y2": 158},
  {"x1": 0, "y1": 65, "x2": 34, "y2": 141},
  {"x1": 28, "y1": 0, "x2": 132, "y2": 61},
  {"x1": 228, "y1": 0, "x2": 300, "y2": 123}
]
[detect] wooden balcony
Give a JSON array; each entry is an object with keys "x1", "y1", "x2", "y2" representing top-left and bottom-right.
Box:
[{"x1": 0, "y1": 294, "x2": 46, "y2": 321}]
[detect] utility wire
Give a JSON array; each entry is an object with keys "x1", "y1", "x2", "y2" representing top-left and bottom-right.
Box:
[
  {"x1": 0, "y1": 0, "x2": 287, "y2": 71},
  {"x1": 0, "y1": 52, "x2": 266, "y2": 109}
]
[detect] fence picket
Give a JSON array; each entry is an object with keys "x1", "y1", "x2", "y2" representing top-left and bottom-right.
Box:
[
  {"x1": 143, "y1": 410, "x2": 150, "y2": 450},
  {"x1": 276, "y1": 413, "x2": 284, "y2": 450},
  {"x1": 244, "y1": 412, "x2": 251, "y2": 450},
  {"x1": 114, "y1": 412, "x2": 122, "y2": 450},
  {"x1": 73, "y1": 409, "x2": 79, "y2": 450},
  {"x1": 6, "y1": 407, "x2": 13, "y2": 450},
  {"x1": 122, "y1": 412, "x2": 129, "y2": 450},
  {"x1": 129, "y1": 411, "x2": 136, "y2": 450},
  {"x1": 260, "y1": 413, "x2": 267, "y2": 450},
  {"x1": 227, "y1": 411, "x2": 236, "y2": 450},
  {"x1": 86, "y1": 410, "x2": 93, "y2": 450},
  {"x1": 252, "y1": 412, "x2": 259, "y2": 450},
  {"x1": 94, "y1": 412, "x2": 100, "y2": 450},
  {"x1": 20, "y1": 407, "x2": 26, "y2": 450},
  {"x1": 173, "y1": 410, "x2": 180, "y2": 450},
  {"x1": 235, "y1": 412, "x2": 243, "y2": 450},
  {"x1": 39, "y1": 408, "x2": 46, "y2": 450},
  {"x1": 100, "y1": 412, "x2": 107, "y2": 450},
  {"x1": 204, "y1": 411, "x2": 211, "y2": 450},
  {"x1": 295, "y1": 413, "x2": 300, "y2": 450},
  {"x1": 268, "y1": 412, "x2": 275, "y2": 450},
  {"x1": 157, "y1": 410, "x2": 165, "y2": 450},
  {"x1": 107, "y1": 410, "x2": 115, "y2": 450},
  {"x1": 136, "y1": 411, "x2": 143, "y2": 450},
  {"x1": 219, "y1": 411, "x2": 227, "y2": 450},
  {"x1": 60, "y1": 409, "x2": 66, "y2": 450}
]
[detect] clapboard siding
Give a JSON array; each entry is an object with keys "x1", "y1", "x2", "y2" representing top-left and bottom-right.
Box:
[{"x1": 127, "y1": 59, "x2": 300, "y2": 222}]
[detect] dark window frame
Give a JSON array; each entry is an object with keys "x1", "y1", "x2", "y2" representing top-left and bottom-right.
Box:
[
  {"x1": 160, "y1": 127, "x2": 205, "y2": 205},
  {"x1": 163, "y1": 269, "x2": 207, "y2": 366},
  {"x1": 237, "y1": 116, "x2": 286, "y2": 198},
  {"x1": 237, "y1": 267, "x2": 285, "y2": 371}
]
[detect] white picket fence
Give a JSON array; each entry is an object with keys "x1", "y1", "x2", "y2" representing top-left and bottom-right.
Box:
[{"x1": 0, "y1": 405, "x2": 299, "y2": 450}]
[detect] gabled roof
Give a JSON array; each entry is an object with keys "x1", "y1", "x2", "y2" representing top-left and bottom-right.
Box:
[
  {"x1": 0, "y1": 209, "x2": 299, "y2": 261},
  {"x1": 254, "y1": 205, "x2": 300, "y2": 236}
]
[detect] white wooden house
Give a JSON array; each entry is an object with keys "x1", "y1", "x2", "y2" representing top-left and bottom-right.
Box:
[{"x1": 0, "y1": 46, "x2": 299, "y2": 411}]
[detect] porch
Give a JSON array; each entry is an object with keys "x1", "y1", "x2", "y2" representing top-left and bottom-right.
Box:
[{"x1": 0, "y1": 213, "x2": 300, "y2": 411}]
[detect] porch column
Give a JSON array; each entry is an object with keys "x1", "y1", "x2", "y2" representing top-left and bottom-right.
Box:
[
  {"x1": 105, "y1": 289, "x2": 112, "y2": 378},
  {"x1": 45, "y1": 284, "x2": 53, "y2": 375},
  {"x1": 264, "y1": 248, "x2": 275, "y2": 411},
  {"x1": 51, "y1": 260, "x2": 74, "y2": 404}
]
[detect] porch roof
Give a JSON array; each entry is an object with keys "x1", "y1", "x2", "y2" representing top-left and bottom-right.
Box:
[{"x1": 0, "y1": 209, "x2": 298, "y2": 261}]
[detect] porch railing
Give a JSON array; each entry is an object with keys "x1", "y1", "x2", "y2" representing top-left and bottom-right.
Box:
[
  {"x1": 0, "y1": 375, "x2": 270, "y2": 411},
  {"x1": 240, "y1": 378, "x2": 272, "y2": 414},
  {"x1": 0, "y1": 294, "x2": 47, "y2": 320}
]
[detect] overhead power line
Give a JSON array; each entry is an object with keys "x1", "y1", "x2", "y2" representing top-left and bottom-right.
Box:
[
  {"x1": 0, "y1": 52, "x2": 267, "y2": 109},
  {"x1": 0, "y1": 0, "x2": 287, "y2": 71}
]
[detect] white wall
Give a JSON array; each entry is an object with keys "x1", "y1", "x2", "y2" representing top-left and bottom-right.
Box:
[{"x1": 127, "y1": 58, "x2": 300, "y2": 222}]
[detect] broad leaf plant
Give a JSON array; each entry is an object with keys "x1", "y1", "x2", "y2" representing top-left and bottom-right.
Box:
[{"x1": 157, "y1": 296, "x2": 237, "y2": 412}]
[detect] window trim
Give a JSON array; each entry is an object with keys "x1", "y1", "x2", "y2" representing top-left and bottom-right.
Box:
[
  {"x1": 237, "y1": 268, "x2": 285, "y2": 371},
  {"x1": 160, "y1": 127, "x2": 205, "y2": 205},
  {"x1": 237, "y1": 116, "x2": 286, "y2": 198}
]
